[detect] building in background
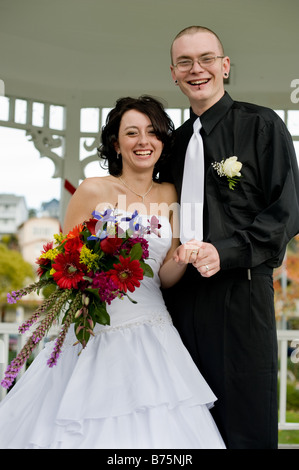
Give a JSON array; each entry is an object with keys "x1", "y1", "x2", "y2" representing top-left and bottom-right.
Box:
[
  {"x1": 0, "y1": 194, "x2": 28, "y2": 236},
  {"x1": 18, "y1": 216, "x2": 60, "y2": 270},
  {"x1": 39, "y1": 198, "x2": 60, "y2": 219}
]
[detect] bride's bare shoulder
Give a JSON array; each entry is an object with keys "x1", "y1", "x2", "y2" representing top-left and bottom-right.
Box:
[{"x1": 77, "y1": 176, "x2": 112, "y2": 194}]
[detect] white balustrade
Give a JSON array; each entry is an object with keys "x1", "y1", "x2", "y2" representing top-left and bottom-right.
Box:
[{"x1": 277, "y1": 329, "x2": 299, "y2": 430}]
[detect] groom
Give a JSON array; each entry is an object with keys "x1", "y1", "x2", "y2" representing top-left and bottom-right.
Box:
[{"x1": 160, "y1": 25, "x2": 299, "y2": 448}]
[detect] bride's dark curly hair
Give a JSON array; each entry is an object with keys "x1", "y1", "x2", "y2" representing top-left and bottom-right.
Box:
[{"x1": 98, "y1": 95, "x2": 174, "y2": 180}]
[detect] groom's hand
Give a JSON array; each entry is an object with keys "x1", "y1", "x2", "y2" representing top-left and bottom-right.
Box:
[{"x1": 191, "y1": 242, "x2": 221, "y2": 277}]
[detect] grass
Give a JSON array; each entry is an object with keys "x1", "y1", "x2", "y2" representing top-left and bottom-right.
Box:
[{"x1": 279, "y1": 410, "x2": 299, "y2": 444}]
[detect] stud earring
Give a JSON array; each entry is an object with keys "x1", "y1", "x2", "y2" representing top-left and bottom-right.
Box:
[
  {"x1": 224, "y1": 72, "x2": 229, "y2": 78},
  {"x1": 174, "y1": 80, "x2": 178, "y2": 85}
]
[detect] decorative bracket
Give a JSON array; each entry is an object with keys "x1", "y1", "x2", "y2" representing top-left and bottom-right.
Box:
[
  {"x1": 80, "y1": 136, "x2": 103, "y2": 175},
  {"x1": 26, "y1": 127, "x2": 63, "y2": 178}
]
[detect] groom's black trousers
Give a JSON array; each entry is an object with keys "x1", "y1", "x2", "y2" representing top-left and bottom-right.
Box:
[{"x1": 162, "y1": 263, "x2": 278, "y2": 449}]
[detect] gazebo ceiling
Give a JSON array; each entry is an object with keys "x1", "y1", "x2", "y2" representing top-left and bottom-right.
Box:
[{"x1": 0, "y1": 0, "x2": 298, "y2": 107}]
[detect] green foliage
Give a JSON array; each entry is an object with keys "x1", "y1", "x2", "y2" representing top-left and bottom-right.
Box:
[
  {"x1": 0, "y1": 243, "x2": 34, "y2": 305},
  {"x1": 286, "y1": 382, "x2": 299, "y2": 411},
  {"x1": 41, "y1": 282, "x2": 58, "y2": 299},
  {"x1": 278, "y1": 411, "x2": 299, "y2": 445},
  {"x1": 278, "y1": 380, "x2": 299, "y2": 445}
]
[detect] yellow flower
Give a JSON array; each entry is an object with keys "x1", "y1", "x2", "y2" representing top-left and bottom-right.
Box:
[
  {"x1": 39, "y1": 248, "x2": 59, "y2": 260},
  {"x1": 54, "y1": 233, "x2": 66, "y2": 245},
  {"x1": 79, "y1": 245, "x2": 100, "y2": 271}
]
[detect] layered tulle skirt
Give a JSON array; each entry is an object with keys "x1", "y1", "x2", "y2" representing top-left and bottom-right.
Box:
[{"x1": 0, "y1": 311, "x2": 225, "y2": 449}]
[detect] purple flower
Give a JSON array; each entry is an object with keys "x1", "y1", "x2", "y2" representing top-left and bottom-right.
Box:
[
  {"x1": 122, "y1": 210, "x2": 142, "y2": 233},
  {"x1": 7, "y1": 291, "x2": 23, "y2": 304},
  {"x1": 7, "y1": 293, "x2": 17, "y2": 304},
  {"x1": 123, "y1": 237, "x2": 149, "y2": 260},
  {"x1": 91, "y1": 272, "x2": 121, "y2": 304},
  {"x1": 92, "y1": 208, "x2": 117, "y2": 224},
  {"x1": 47, "y1": 338, "x2": 62, "y2": 368},
  {"x1": 1, "y1": 354, "x2": 30, "y2": 389},
  {"x1": 18, "y1": 315, "x2": 39, "y2": 334},
  {"x1": 87, "y1": 208, "x2": 118, "y2": 241}
]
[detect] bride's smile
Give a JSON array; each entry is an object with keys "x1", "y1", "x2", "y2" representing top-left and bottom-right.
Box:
[{"x1": 115, "y1": 109, "x2": 163, "y2": 171}]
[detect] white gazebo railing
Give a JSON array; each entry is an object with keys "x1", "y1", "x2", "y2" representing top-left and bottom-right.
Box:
[
  {"x1": 1, "y1": 323, "x2": 299, "y2": 433},
  {"x1": 277, "y1": 329, "x2": 299, "y2": 430},
  {"x1": 0, "y1": 322, "x2": 59, "y2": 401}
]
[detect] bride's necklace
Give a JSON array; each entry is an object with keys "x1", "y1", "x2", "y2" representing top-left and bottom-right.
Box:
[{"x1": 118, "y1": 176, "x2": 153, "y2": 203}]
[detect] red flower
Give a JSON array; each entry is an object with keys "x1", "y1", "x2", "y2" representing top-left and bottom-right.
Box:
[
  {"x1": 36, "y1": 241, "x2": 53, "y2": 277},
  {"x1": 100, "y1": 236, "x2": 124, "y2": 255},
  {"x1": 52, "y1": 252, "x2": 87, "y2": 289},
  {"x1": 64, "y1": 237, "x2": 84, "y2": 254},
  {"x1": 108, "y1": 255, "x2": 144, "y2": 293},
  {"x1": 85, "y1": 218, "x2": 97, "y2": 235}
]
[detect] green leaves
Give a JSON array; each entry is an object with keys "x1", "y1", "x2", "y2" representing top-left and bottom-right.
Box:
[
  {"x1": 84, "y1": 288, "x2": 111, "y2": 326},
  {"x1": 73, "y1": 295, "x2": 110, "y2": 350},
  {"x1": 129, "y1": 242, "x2": 143, "y2": 261},
  {"x1": 89, "y1": 295, "x2": 110, "y2": 326},
  {"x1": 128, "y1": 242, "x2": 154, "y2": 278},
  {"x1": 227, "y1": 176, "x2": 242, "y2": 190},
  {"x1": 139, "y1": 260, "x2": 154, "y2": 278}
]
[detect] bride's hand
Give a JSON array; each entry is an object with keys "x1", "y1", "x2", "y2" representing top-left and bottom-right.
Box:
[{"x1": 173, "y1": 240, "x2": 202, "y2": 265}]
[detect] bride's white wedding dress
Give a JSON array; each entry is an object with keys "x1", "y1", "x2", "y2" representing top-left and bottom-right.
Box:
[{"x1": 0, "y1": 214, "x2": 225, "y2": 449}]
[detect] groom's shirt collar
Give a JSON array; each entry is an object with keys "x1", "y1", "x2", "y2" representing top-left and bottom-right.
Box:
[{"x1": 189, "y1": 92, "x2": 234, "y2": 135}]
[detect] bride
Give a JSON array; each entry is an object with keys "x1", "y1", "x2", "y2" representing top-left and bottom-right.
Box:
[{"x1": 0, "y1": 95, "x2": 225, "y2": 449}]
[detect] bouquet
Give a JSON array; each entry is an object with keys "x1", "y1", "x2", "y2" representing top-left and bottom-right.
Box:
[{"x1": 1, "y1": 208, "x2": 158, "y2": 389}]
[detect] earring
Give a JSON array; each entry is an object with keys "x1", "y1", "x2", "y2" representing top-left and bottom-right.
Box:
[
  {"x1": 117, "y1": 153, "x2": 120, "y2": 160},
  {"x1": 224, "y1": 72, "x2": 229, "y2": 78},
  {"x1": 174, "y1": 80, "x2": 178, "y2": 85}
]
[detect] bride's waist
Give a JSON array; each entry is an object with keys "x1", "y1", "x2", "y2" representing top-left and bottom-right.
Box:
[
  {"x1": 96, "y1": 308, "x2": 172, "y2": 332},
  {"x1": 62, "y1": 309, "x2": 173, "y2": 347},
  {"x1": 105, "y1": 300, "x2": 171, "y2": 328}
]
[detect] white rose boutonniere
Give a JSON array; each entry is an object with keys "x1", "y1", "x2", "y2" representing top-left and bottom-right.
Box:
[{"x1": 212, "y1": 156, "x2": 242, "y2": 190}]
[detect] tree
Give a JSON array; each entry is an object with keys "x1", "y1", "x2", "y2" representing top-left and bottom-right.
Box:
[
  {"x1": 0, "y1": 243, "x2": 34, "y2": 321},
  {"x1": 274, "y1": 235, "x2": 299, "y2": 321}
]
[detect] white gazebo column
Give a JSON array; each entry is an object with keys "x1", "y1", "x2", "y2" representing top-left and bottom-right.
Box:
[{"x1": 59, "y1": 94, "x2": 85, "y2": 227}]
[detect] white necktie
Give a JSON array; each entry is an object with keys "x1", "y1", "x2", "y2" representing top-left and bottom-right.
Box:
[{"x1": 180, "y1": 117, "x2": 204, "y2": 244}]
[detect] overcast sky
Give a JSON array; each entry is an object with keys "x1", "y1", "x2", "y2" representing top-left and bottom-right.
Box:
[{"x1": 0, "y1": 126, "x2": 110, "y2": 211}]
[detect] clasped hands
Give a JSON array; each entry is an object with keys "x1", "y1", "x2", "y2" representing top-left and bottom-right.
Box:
[{"x1": 173, "y1": 239, "x2": 220, "y2": 277}]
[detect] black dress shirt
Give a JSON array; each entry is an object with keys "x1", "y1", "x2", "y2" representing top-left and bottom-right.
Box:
[{"x1": 160, "y1": 92, "x2": 299, "y2": 269}]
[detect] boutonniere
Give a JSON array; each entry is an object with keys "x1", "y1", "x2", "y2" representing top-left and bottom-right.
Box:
[{"x1": 211, "y1": 156, "x2": 242, "y2": 190}]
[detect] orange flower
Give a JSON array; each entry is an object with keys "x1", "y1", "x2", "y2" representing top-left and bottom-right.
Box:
[{"x1": 67, "y1": 224, "x2": 84, "y2": 240}]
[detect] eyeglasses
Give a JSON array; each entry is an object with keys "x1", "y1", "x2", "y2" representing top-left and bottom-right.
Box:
[{"x1": 173, "y1": 56, "x2": 224, "y2": 72}]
